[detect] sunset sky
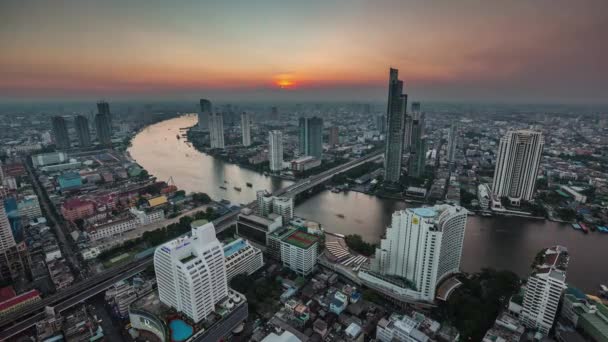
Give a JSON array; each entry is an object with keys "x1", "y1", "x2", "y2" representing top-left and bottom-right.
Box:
[{"x1": 1, "y1": 0, "x2": 606, "y2": 103}]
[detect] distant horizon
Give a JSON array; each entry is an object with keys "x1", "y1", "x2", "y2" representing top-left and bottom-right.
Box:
[{"x1": 2, "y1": 0, "x2": 607, "y2": 104}]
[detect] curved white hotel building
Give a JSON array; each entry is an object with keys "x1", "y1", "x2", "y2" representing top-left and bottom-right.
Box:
[{"x1": 361, "y1": 205, "x2": 467, "y2": 302}]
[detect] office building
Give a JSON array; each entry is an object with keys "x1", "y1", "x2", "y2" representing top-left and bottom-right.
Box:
[
  {"x1": 291, "y1": 156, "x2": 321, "y2": 172},
  {"x1": 0, "y1": 206, "x2": 16, "y2": 257},
  {"x1": 97, "y1": 101, "x2": 111, "y2": 125},
  {"x1": 281, "y1": 230, "x2": 319, "y2": 276},
  {"x1": 383, "y1": 68, "x2": 408, "y2": 184},
  {"x1": 223, "y1": 238, "x2": 264, "y2": 281},
  {"x1": 74, "y1": 115, "x2": 91, "y2": 147},
  {"x1": 31, "y1": 152, "x2": 68, "y2": 168},
  {"x1": 492, "y1": 130, "x2": 544, "y2": 204},
  {"x1": 298, "y1": 117, "x2": 323, "y2": 159},
  {"x1": 272, "y1": 196, "x2": 294, "y2": 222},
  {"x1": 153, "y1": 221, "x2": 228, "y2": 323},
  {"x1": 376, "y1": 114, "x2": 386, "y2": 134},
  {"x1": 408, "y1": 106, "x2": 426, "y2": 178},
  {"x1": 241, "y1": 112, "x2": 252, "y2": 146},
  {"x1": 198, "y1": 99, "x2": 212, "y2": 130},
  {"x1": 95, "y1": 113, "x2": 112, "y2": 146},
  {"x1": 17, "y1": 195, "x2": 42, "y2": 220},
  {"x1": 255, "y1": 191, "x2": 294, "y2": 223},
  {"x1": 447, "y1": 123, "x2": 457, "y2": 164},
  {"x1": 256, "y1": 190, "x2": 274, "y2": 217},
  {"x1": 329, "y1": 126, "x2": 339, "y2": 146},
  {"x1": 520, "y1": 246, "x2": 569, "y2": 336},
  {"x1": 209, "y1": 112, "x2": 225, "y2": 149},
  {"x1": 364, "y1": 205, "x2": 467, "y2": 302},
  {"x1": 51, "y1": 116, "x2": 70, "y2": 149},
  {"x1": 236, "y1": 208, "x2": 282, "y2": 246},
  {"x1": 269, "y1": 130, "x2": 283, "y2": 172}
]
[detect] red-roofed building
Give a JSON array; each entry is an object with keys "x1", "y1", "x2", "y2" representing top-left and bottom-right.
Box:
[
  {"x1": 61, "y1": 198, "x2": 95, "y2": 222},
  {"x1": 0, "y1": 286, "x2": 16, "y2": 302},
  {"x1": 0, "y1": 289, "x2": 41, "y2": 317}
]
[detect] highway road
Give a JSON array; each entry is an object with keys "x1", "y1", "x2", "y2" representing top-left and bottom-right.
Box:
[{"x1": 1, "y1": 150, "x2": 383, "y2": 339}]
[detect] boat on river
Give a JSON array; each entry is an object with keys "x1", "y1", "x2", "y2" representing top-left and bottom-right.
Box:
[
  {"x1": 219, "y1": 186, "x2": 227, "y2": 190},
  {"x1": 246, "y1": 182, "x2": 253, "y2": 187},
  {"x1": 579, "y1": 222, "x2": 589, "y2": 234},
  {"x1": 572, "y1": 223, "x2": 581, "y2": 230},
  {"x1": 234, "y1": 187, "x2": 242, "y2": 192}
]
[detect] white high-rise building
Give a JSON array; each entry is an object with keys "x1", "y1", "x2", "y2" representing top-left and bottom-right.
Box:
[
  {"x1": 269, "y1": 130, "x2": 283, "y2": 172},
  {"x1": 492, "y1": 130, "x2": 544, "y2": 204},
  {"x1": 520, "y1": 246, "x2": 569, "y2": 336},
  {"x1": 240, "y1": 112, "x2": 251, "y2": 146},
  {"x1": 256, "y1": 190, "x2": 274, "y2": 217},
  {"x1": 153, "y1": 221, "x2": 228, "y2": 323},
  {"x1": 209, "y1": 112, "x2": 225, "y2": 149},
  {"x1": 0, "y1": 206, "x2": 15, "y2": 253},
  {"x1": 364, "y1": 205, "x2": 467, "y2": 302},
  {"x1": 272, "y1": 197, "x2": 294, "y2": 223},
  {"x1": 255, "y1": 191, "x2": 293, "y2": 223}
]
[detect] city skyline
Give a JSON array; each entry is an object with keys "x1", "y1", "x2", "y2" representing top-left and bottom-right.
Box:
[{"x1": 1, "y1": 0, "x2": 607, "y2": 103}]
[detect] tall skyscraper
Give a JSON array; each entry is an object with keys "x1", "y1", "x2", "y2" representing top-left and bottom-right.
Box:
[
  {"x1": 447, "y1": 123, "x2": 458, "y2": 164},
  {"x1": 408, "y1": 105, "x2": 426, "y2": 178},
  {"x1": 51, "y1": 116, "x2": 70, "y2": 149},
  {"x1": 368, "y1": 205, "x2": 467, "y2": 302},
  {"x1": 520, "y1": 246, "x2": 569, "y2": 335},
  {"x1": 94, "y1": 113, "x2": 112, "y2": 146},
  {"x1": 209, "y1": 112, "x2": 225, "y2": 148},
  {"x1": 492, "y1": 130, "x2": 544, "y2": 204},
  {"x1": 383, "y1": 68, "x2": 408, "y2": 183},
  {"x1": 153, "y1": 221, "x2": 228, "y2": 323},
  {"x1": 96, "y1": 101, "x2": 111, "y2": 125},
  {"x1": 198, "y1": 99, "x2": 212, "y2": 130},
  {"x1": 329, "y1": 126, "x2": 339, "y2": 146},
  {"x1": 298, "y1": 117, "x2": 323, "y2": 159},
  {"x1": 74, "y1": 115, "x2": 91, "y2": 147},
  {"x1": 240, "y1": 112, "x2": 251, "y2": 146},
  {"x1": 0, "y1": 206, "x2": 16, "y2": 255},
  {"x1": 269, "y1": 130, "x2": 283, "y2": 172}
]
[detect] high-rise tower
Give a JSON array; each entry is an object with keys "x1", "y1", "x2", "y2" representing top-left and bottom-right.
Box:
[
  {"x1": 154, "y1": 221, "x2": 228, "y2": 323},
  {"x1": 209, "y1": 112, "x2": 225, "y2": 148},
  {"x1": 51, "y1": 116, "x2": 70, "y2": 149},
  {"x1": 492, "y1": 130, "x2": 544, "y2": 204},
  {"x1": 74, "y1": 115, "x2": 91, "y2": 147},
  {"x1": 97, "y1": 101, "x2": 111, "y2": 125},
  {"x1": 95, "y1": 113, "x2": 112, "y2": 146},
  {"x1": 383, "y1": 68, "x2": 408, "y2": 183},
  {"x1": 298, "y1": 117, "x2": 323, "y2": 159},
  {"x1": 269, "y1": 130, "x2": 283, "y2": 172},
  {"x1": 241, "y1": 112, "x2": 251, "y2": 146},
  {"x1": 520, "y1": 246, "x2": 569, "y2": 335},
  {"x1": 198, "y1": 99, "x2": 212, "y2": 130},
  {"x1": 367, "y1": 205, "x2": 467, "y2": 302},
  {"x1": 408, "y1": 106, "x2": 426, "y2": 178}
]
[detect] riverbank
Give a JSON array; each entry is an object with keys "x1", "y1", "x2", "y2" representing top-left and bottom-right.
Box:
[{"x1": 129, "y1": 115, "x2": 608, "y2": 293}]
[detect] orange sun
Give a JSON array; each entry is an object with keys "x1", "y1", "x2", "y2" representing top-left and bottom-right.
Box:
[{"x1": 274, "y1": 78, "x2": 296, "y2": 89}]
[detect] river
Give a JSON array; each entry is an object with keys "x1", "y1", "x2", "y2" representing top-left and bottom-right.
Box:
[{"x1": 129, "y1": 115, "x2": 608, "y2": 293}]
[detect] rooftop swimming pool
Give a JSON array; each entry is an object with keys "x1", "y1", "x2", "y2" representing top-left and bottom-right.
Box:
[{"x1": 169, "y1": 319, "x2": 193, "y2": 342}]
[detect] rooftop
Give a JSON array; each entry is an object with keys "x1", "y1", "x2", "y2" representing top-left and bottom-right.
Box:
[
  {"x1": 283, "y1": 230, "x2": 319, "y2": 249},
  {"x1": 223, "y1": 239, "x2": 248, "y2": 258},
  {"x1": 0, "y1": 289, "x2": 40, "y2": 312},
  {"x1": 411, "y1": 207, "x2": 437, "y2": 218}
]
